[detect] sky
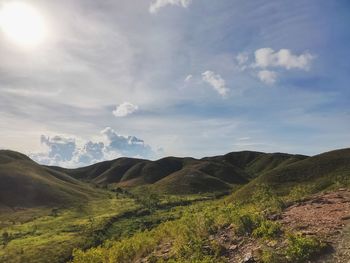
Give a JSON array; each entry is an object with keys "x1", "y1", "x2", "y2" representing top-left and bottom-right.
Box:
[{"x1": 0, "y1": 0, "x2": 349, "y2": 167}]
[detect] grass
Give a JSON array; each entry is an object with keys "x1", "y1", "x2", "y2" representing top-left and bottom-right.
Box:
[
  {"x1": 1, "y1": 148, "x2": 349, "y2": 262},
  {"x1": 71, "y1": 180, "x2": 349, "y2": 263},
  {"x1": 0, "y1": 191, "x2": 220, "y2": 263},
  {"x1": 0, "y1": 196, "x2": 138, "y2": 263}
]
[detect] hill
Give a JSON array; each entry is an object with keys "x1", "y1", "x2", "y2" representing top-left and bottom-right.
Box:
[
  {"x1": 0, "y1": 150, "x2": 102, "y2": 209},
  {"x1": 56, "y1": 151, "x2": 307, "y2": 194},
  {"x1": 231, "y1": 148, "x2": 350, "y2": 202}
]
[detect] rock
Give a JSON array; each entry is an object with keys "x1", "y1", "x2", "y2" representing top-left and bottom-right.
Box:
[
  {"x1": 242, "y1": 252, "x2": 256, "y2": 263},
  {"x1": 267, "y1": 240, "x2": 278, "y2": 247},
  {"x1": 229, "y1": 244, "x2": 238, "y2": 251},
  {"x1": 267, "y1": 214, "x2": 282, "y2": 220}
]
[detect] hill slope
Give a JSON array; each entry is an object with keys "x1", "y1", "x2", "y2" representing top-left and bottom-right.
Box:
[
  {"x1": 231, "y1": 148, "x2": 350, "y2": 201},
  {"x1": 0, "y1": 150, "x2": 101, "y2": 208},
  {"x1": 57, "y1": 151, "x2": 308, "y2": 194}
]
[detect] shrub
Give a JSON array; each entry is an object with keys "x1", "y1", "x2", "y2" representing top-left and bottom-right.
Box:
[
  {"x1": 135, "y1": 192, "x2": 161, "y2": 211},
  {"x1": 234, "y1": 213, "x2": 261, "y2": 236},
  {"x1": 252, "y1": 220, "x2": 281, "y2": 239},
  {"x1": 260, "y1": 249, "x2": 280, "y2": 263},
  {"x1": 252, "y1": 185, "x2": 284, "y2": 214},
  {"x1": 285, "y1": 234, "x2": 325, "y2": 262},
  {"x1": 2, "y1": 231, "x2": 10, "y2": 246}
]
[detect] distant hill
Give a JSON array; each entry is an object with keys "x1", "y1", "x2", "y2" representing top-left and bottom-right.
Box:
[
  {"x1": 3, "y1": 148, "x2": 348, "y2": 209},
  {"x1": 0, "y1": 150, "x2": 102, "y2": 209},
  {"x1": 55, "y1": 151, "x2": 307, "y2": 194}
]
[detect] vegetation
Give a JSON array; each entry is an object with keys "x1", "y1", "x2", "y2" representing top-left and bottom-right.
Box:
[
  {"x1": 0, "y1": 148, "x2": 349, "y2": 262},
  {"x1": 285, "y1": 234, "x2": 326, "y2": 262}
]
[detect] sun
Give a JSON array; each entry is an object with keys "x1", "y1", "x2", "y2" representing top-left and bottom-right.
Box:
[{"x1": 0, "y1": 2, "x2": 47, "y2": 47}]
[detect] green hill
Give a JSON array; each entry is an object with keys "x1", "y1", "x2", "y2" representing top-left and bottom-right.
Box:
[
  {"x1": 231, "y1": 148, "x2": 350, "y2": 201},
  {"x1": 0, "y1": 150, "x2": 102, "y2": 209},
  {"x1": 55, "y1": 151, "x2": 307, "y2": 194},
  {"x1": 2, "y1": 148, "x2": 337, "y2": 207}
]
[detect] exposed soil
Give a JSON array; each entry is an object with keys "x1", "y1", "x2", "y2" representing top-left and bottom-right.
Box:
[
  {"x1": 281, "y1": 189, "x2": 350, "y2": 242},
  {"x1": 283, "y1": 189, "x2": 350, "y2": 263},
  {"x1": 214, "y1": 189, "x2": 350, "y2": 262}
]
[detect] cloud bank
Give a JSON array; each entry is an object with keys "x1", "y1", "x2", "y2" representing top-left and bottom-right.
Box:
[{"x1": 30, "y1": 127, "x2": 156, "y2": 167}]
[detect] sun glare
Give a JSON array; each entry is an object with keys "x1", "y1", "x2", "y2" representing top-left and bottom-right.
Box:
[{"x1": 0, "y1": 2, "x2": 47, "y2": 47}]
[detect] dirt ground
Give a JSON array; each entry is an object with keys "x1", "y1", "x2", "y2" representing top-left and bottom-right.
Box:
[
  {"x1": 227, "y1": 189, "x2": 350, "y2": 262},
  {"x1": 282, "y1": 189, "x2": 350, "y2": 263}
]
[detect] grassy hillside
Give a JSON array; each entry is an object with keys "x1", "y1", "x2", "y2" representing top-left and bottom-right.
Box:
[
  {"x1": 1, "y1": 148, "x2": 349, "y2": 263},
  {"x1": 70, "y1": 148, "x2": 350, "y2": 263},
  {"x1": 231, "y1": 148, "x2": 350, "y2": 202},
  {"x1": 54, "y1": 151, "x2": 307, "y2": 194},
  {"x1": 0, "y1": 150, "x2": 103, "y2": 209}
]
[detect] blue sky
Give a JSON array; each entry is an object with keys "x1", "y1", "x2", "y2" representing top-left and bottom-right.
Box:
[{"x1": 0, "y1": 0, "x2": 349, "y2": 167}]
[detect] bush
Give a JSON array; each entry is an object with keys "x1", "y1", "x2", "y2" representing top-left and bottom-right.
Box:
[
  {"x1": 252, "y1": 220, "x2": 281, "y2": 239},
  {"x1": 134, "y1": 192, "x2": 161, "y2": 211},
  {"x1": 2, "y1": 232, "x2": 10, "y2": 246},
  {"x1": 285, "y1": 234, "x2": 325, "y2": 262},
  {"x1": 234, "y1": 213, "x2": 260, "y2": 235},
  {"x1": 252, "y1": 185, "x2": 284, "y2": 214},
  {"x1": 260, "y1": 249, "x2": 280, "y2": 263}
]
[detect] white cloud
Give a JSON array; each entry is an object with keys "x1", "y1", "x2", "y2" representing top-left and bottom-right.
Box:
[
  {"x1": 30, "y1": 127, "x2": 156, "y2": 167},
  {"x1": 184, "y1": 74, "x2": 193, "y2": 82},
  {"x1": 202, "y1": 70, "x2": 229, "y2": 97},
  {"x1": 254, "y1": 48, "x2": 314, "y2": 70},
  {"x1": 113, "y1": 102, "x2": 139, "y2": 117},
  {"x1": 149, "y1": 0, "x2": 192, "y2": 14},
  {"x1": 39, "y1": 135, "x2": 76, "y2": 163},
  {"x1": 257, "y1": 70, "x2": 277, "y2": 85}
]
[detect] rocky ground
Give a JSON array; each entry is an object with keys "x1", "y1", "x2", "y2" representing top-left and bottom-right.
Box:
[
  {"x1": 139, "y1": 189, "x2": 350, "y2": 263},
  {"x1": 225, "y1": 189, "x2": 350, "y2": 263},
  {"x1": 209, "y1": 189, "x2": 350, "y2": 262}
]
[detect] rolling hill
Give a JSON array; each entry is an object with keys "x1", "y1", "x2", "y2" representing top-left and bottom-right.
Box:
[
  {"x1": 54, "y1": 150, "x2": 308, "y2": 194},
  {"x1": 231, "y1": 148, "x2": 350, "y2": 201},
  {"x1": 0, "y1": 150, "x2": 102, "y2": 209},
  {"x1": 2, "y1": 148, "x2": 349, "y2": 209}
]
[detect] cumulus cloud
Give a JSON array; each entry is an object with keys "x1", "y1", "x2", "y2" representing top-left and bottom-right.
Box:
[
  {"x1": 149, "y1": 0, "x2": 192, "y2": 13},
  {"x1": 30, "y1": 127, "x2": 156, "y2": 167},
  {"x1": 113, "y1": 102, "x2": 139, "y2": 117},
  {"x1": 38, "y1": 135, "x2": 76, "y2": 164},
  {"x1": 74, "y1": 141, "x2": 105, "y2": 165},
  {"x1": 101, "y1": 127, "x2": 154, "y2": 158},
  {"x1": 254, "y1": 48, "x2": 314, "y2": 70},
  {"x1": 257, "y1": 70, "x2": 277, "y2": 85},
  {"x1": 202, "y1": 70, "x2": 229, "y2": 97}
]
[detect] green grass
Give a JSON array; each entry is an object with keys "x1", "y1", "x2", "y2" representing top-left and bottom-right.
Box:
[
  {"x1": 285, "y1": 234, "x2": 326, "y2": 262},
  {"x1": 1, "y1": 148, "x2": 350, "y2": 263},
  {"x1": 0, "y1": 191, "x2": 220, "y2": 263},
  {"x1": 0, "y1": 197, "x2": 138, "y2": 263}
]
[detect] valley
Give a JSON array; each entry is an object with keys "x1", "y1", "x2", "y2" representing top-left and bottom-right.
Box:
[{"x1": 0, "y1": 148, "x2": 349, "y2": 262}]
